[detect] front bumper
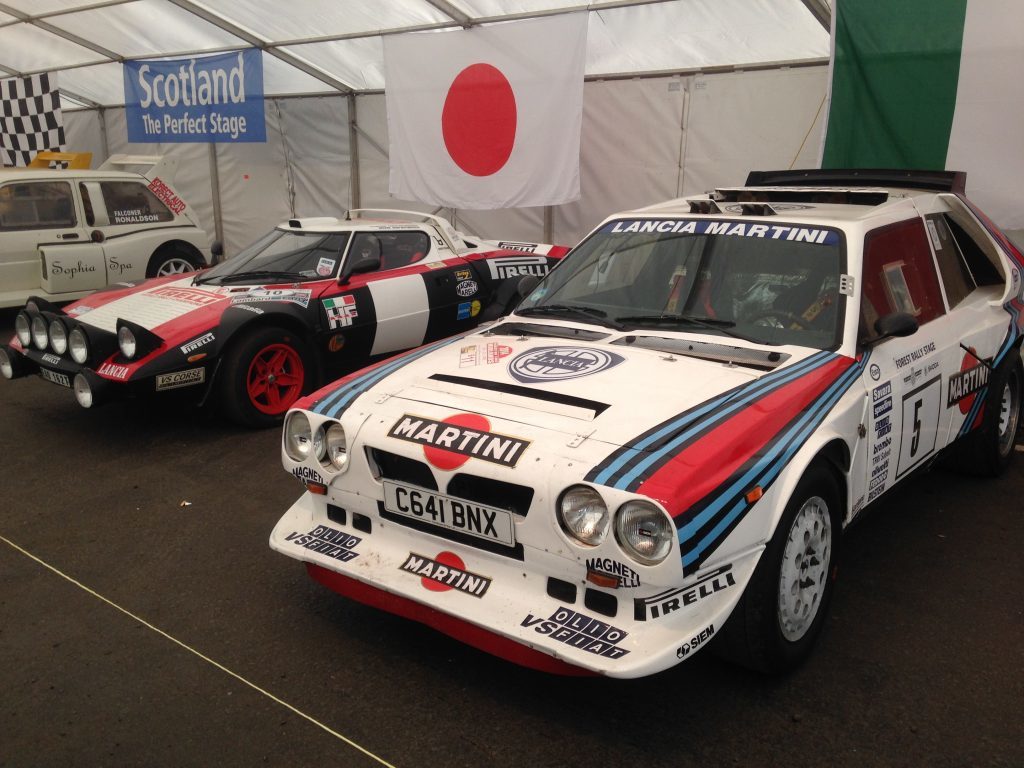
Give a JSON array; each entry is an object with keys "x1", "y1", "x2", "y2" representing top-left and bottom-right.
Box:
[{"x1": 271, "y1": 488, "x2": 760, "y2": 678}]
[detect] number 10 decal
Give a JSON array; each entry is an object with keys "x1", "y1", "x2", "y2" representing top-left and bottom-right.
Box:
[{"x1": 896, "y1": 376, "x2": 942, "y2": 479}]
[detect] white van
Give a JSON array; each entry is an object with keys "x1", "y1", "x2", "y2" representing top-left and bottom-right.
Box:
[{"x1": 0, "y1": 152, "x2": 212, "y2": 308}]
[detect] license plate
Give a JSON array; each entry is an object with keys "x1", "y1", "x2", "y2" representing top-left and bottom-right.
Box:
[
  {"x1": 383, "y1": 480, "x2": 515, "y2": 547},
  {"x1": 39, "y1": 367, "x2": 71, "y2": 388}
]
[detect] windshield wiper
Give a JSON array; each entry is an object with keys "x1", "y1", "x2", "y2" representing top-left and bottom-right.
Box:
[
  {"x1": 517, "y1": 304, "x2": 624, "y2": 330},
  {"x1": 197, "y1": 270, "x2": 308, "y2": 285},
  {"x1": 615, "y1": 313, "x2": 768, "y2": 344}
]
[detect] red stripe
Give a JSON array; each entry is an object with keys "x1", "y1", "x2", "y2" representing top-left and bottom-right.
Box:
[
  {"x1": 637, "y1": 356, "x2": 854, "y2": 516},
  {"x1": 306, "y1": 564, "x2": 594, "y2": 676}
]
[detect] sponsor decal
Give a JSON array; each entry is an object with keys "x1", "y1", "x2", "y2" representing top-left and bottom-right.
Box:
[
  {"x1": 388, "y1": 413, "x2": 529, "y2": 470},
  {"x1": 316, "y1": 257, "x2": 336, "y2": 277},
  {"x1": 106, "y1": 256, "x2": 133, "y2": 276},
  {"x1": 874, "y1": 414, "x2": 891, "y2": 439},
  {"x1": 292, "y1": 465, "x2": 325, "y2": 484},
  {"x1": 111, "y1": 208, "x2": 161, "y2": 225},
  {"x1": 872, "y1": 381, "x2": 891, "y2": 402},
  {"x1": 41, "y1": 353, "x2": 62, "y2": 366},
  {"x1": 399, "y1": 551, "x2": 491, "y2": 597},
  {"x1": 586, "y1": 557, "x2": 640, "y2": 588},
  {"x1": 323, "y1": 295, "x2": 358, "y2": 329},
  {"x1": 180, "y1": 332, "x2": 214, "y2": 355},
  {"x1": 608, "y1": 219, "x2": 840, "y2": 245},
  {"x1": 147, "y1": 177, "x2": 186, "y2": 214},
  {"x1": 634, "y1": 565, "x2": 735, "y2": 621},
  {"x1": 456, "y1": 279, "x2": 478, "y2": 297},
  {"x1": 50, "y1": 259, "x2": 98, "y2": 279},
  {"x1": 520, "y1": 607, "x2": 630, "y2": 659},
  {"x1": 98, "y1": 362, "x2": 130, "y2": 380},
  {"x1": 233, "y1": 303, "x2": 264, "y2": 315},
  {"x1": 459, "y1": 342, "x2": 513, "y2": 367},
  {"x1": 155, "y1": 367, "x2": 205, "y2": 391},
  {"x1": 508, "y1": 346, "x2": 625, "y2": 384},
  {"x1": 869, "y1": 363, "x2": 881, "y2": 381},
  {"x1": 893, "y1": 341, "x2": 936, "y2": 369},
  {"x1": 497, "y1": 241, "x2": 539, "y2": 252},
  {"x1": 150, "y1": 285, "x2": 223, "y2": 306},
  {"x1": 67, "y1": 305, "x2": 93, "y2": 316},
  {"x1": 948, "y1": 349, "x2": 990, "y2": 413},
  {"x1": 455, "y1": 269, "x2": 472, "y2": 281},
  {"x1": 851, "y1": 496, "x2": 865, "y2": 516},
  {"x1": 456, "y1": 300, "x2": 481, "y2": 320},
  {"x1": 328, "y1": 333, "x2": 346, "y2": 353},
  {"x1": 486, "y1": 256, "x2": 549, "y2": 280},
  {"x1": 284, "y1": 524, "x2": 360, "y2": 563},
  {"x1": 232, "y1": 287, "x2": 312, "y2": 308},
  {"x1": 675, "y1": 624, "x2": 715, "y2": 658},
  {"x1": 867, "y1": 483, "x2": 886, "y2": 502},
  {"x1": 872, "y1": 397, "x2": 892, "y2": 420},
  {"x1": 39, "y1": 368, "x2": 71, "y2": 387}
]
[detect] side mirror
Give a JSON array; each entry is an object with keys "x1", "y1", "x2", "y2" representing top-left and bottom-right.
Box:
[
  {"x1": 871, "y1": 312, "x2": 919, "y2": 343},
  {"x1": 517, "y1": 275, "x2": 541, "y2": 298},
  {"x1": 338, "y1": 252, "x2": 381, "y2": 285}
]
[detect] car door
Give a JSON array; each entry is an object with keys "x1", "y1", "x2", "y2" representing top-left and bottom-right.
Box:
[
  {"x1": 857, "y1": 217, "x2": 959, "y2": 505},
  {"x1": 0, "y1": 179, "x2": 90, "y2": 301}
]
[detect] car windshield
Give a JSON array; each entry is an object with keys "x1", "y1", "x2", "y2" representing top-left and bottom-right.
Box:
[
  {"x1": 516, "y1": 217, "x2": 845, "y2": 349},
  {"x1": 198, "y1": 230, "x2": 350, "y2": 285}
]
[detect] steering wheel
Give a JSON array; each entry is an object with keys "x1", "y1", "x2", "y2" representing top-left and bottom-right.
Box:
[{"x1": 748, "y1": 310, "x2": 808, "y2": 330}]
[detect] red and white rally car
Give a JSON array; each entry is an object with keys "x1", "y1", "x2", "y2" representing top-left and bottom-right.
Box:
[
  {"x1": 0, "y1": 210, "x2": 566, "y2": 426},
  {"x1": 271, "y1": 171, "x2": 1023, "y2": 677}
]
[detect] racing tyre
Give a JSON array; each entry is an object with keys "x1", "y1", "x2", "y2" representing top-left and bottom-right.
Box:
[
  {"x1": 147, "y1": 244, "x2": 203, "y2": 278},
  {"x1": 716, "y1": 463, "x2": 842, "y2": 674},
  {"x1": 951, "y1": 354, "x2": 1022, "y2": 477},
  {"x1": 219, "y1": 327, "x2": 314, "y2": 428}
]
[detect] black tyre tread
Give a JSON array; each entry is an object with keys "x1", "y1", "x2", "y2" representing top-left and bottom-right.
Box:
[{"x1": 715, "y1": 462, "x2": 842, "y2": 674}]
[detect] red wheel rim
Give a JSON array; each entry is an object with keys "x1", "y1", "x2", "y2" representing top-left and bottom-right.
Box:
[{"x1": 246, "y1": 343, "x2": 304, "y2": 415}]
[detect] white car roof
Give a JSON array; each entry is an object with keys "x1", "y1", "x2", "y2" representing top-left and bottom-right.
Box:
[{"x1": 0, "y1": 168, "x2": 147, "y2": 183}]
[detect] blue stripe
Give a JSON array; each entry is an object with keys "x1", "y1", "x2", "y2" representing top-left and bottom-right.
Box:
[
  {"x1": 679, "y1": 356, "x2": 867, "y2": 567},
  {"x1": 599, "y1": 351, "x2": 834, "y2": 489}
]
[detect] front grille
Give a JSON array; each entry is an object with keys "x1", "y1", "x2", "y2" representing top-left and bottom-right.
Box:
[
  {"x1": 368, "y1": 448, "x2": 437, "y2": 490},
  {"x1": 446, "y1": 474, "x2": 533, "y2": 517}
]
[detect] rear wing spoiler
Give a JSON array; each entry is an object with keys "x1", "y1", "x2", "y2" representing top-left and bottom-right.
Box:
[
  {"x1": 98, "y1": 153, "x2": 178, "y2": 183},
  {"x1": 745, "y1": 168, "x2": 967, "y2": 194},
  {"x1": 27, "y1": 151, "x2": 92, "y2": 169}
]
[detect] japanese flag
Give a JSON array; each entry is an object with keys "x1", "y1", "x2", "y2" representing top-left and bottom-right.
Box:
[{"x1": 383, "y1": 14, "x2": 587, "y2": 210}]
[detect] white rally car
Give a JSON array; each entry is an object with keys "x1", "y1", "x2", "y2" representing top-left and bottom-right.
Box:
[
  {"x1": 0, "y1": 152, "x2": 211, "y2": 308},
  {"x1": 271, "y1": 170, "x2": 1023, "y2": 678}
]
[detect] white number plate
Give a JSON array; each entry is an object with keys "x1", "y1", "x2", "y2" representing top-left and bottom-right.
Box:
[
  {"x1": 39, "y1": 367, "x2": 71, "y2": 388},
  {"x1": 383, "y1": 480, "x2": 515, "y2": 547}
]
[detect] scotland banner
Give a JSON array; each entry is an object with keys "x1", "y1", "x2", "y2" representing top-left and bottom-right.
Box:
[{"x1": 124, "y1": 49, "x2": 266, "y2": 143}]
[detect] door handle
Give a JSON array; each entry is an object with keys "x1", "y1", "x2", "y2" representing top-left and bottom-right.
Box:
[{"x1": 61, "y1": 232, "x2": 80, "y2": 240}]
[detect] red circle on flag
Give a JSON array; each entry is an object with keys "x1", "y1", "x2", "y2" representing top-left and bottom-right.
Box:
[
  {"x1": 442, "y1": 63, "x2": 517, "y2": 177},
  {"x1": 422, "y1": 413, "x2": 490, "y2": 471},
  {"x1": 422, "y1": 551, "x2": 465, "y2": 592}
]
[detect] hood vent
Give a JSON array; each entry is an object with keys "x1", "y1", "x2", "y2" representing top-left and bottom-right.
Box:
[{"x1": 428, "y1": 373, "x2": 611, "y2": 417}]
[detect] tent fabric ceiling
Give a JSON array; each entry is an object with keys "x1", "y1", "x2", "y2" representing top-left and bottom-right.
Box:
[{"x1": 0, "y1": 0, "x2": 830, "y2": 109}]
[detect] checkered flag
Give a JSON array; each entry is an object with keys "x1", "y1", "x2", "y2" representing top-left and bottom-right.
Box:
[{"x1": 0, "y1": 72, "x2": 66, "y2": 167}]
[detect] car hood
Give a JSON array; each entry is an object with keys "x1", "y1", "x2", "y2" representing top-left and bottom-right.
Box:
[{"x1": 312, "y1": 326, "x2": 831, "y2": 454}]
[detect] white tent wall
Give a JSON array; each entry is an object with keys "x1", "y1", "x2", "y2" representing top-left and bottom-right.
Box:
[{"x1": 61, "y1": 64, "x2": 830, "y2": 254}]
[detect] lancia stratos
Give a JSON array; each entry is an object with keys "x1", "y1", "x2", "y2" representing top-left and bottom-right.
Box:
[
  {"x1": 270, "y1": 170, "x2": 1023, "y2": 677},
  {"x1": 0, "y1": 210, "x2": 566, "y2": 426}
]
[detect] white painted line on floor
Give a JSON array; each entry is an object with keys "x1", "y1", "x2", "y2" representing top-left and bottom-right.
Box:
[{"x1": 1, "y1": 534, "x2": 397, "y2": 768}]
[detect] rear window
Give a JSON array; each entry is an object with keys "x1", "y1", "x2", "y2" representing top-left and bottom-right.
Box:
[{"x1": 99, "y1": 181, "x2": 174, "y2": 225}]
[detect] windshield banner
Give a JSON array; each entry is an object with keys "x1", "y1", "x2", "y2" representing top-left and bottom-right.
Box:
[
  {"x1": 605, "y1": 219, "x2": 840, "y2": 245},
  {"x1": 123, "y1": 49, "x2": 266, "y2": 143}
]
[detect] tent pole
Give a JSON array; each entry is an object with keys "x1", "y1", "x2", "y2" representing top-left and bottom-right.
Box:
[
  {"x1": 97, "y1": 107, "x2": 110, "y2": 163},
  {"x1": 544, "y1": 205, "x2": 553, "y2": 244},
  {"x1": 208, "y1": 142, "x2": 225, "y2": 253},
  {"x1": 348, "y1": 93, "x2": 361, "y2": 210}
]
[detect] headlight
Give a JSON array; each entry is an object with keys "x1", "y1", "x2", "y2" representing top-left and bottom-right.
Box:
[
  {"x1": 284, "y1": 412, "x2": 315, "y2": 461},
  {"x1": 73, "y1": 373, "x2": 93, "y2": 408},
  {"x1": 615, "y1": 500, "x2": 675, "y2": 565},
  {"x1": 324, "y1": 422, "x2": 348, "y2": 470},
  {"x1": 118, "y1": 325, "x2": 137, "y2": 359},
  {"x1": 0, "y1": 347, "x2": 13, "y2": 379},
  {"x1": 69, "y1": 326, "x2": 90, "y2": 364},
  {"x1": 559, "y1": 485, "x2": 609, "y2": 546},
  {"x1": 30, "y1": 315, "x2": 48, "y2": 350},
  {"x1": 49, "y1": 319, "x2": 68, "y2": 355},
  {"x1": 14, "y1": 312, "x2": 32, "y2": 347}
]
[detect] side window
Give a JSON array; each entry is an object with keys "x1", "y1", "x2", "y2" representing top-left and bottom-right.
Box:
[
  {"x1": 99, "y1": 181, "x2": 174, "y2": 225},
  {"x1": 379, "y1": 232, "x2": 430, "y2": 270},
  {"x1": 860, "y1": 219, "x2": 945, "y2": 343},
  {"x1": 0, "y1": 181, "x2": 75, "y2": 230},
  {"x1": 924, "y1": 213, "x2": 975, "y2": 309},
  {"x1": 79, "y1": 182, "x2": 95, "y2": 227}
]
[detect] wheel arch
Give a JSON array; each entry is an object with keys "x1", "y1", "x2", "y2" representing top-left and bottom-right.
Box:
[
  {"x1": 149, "y1": 239, "x2": 207, "y2": 268},
  {"x1": 211, "y1": 311, "x2": 322, "y2": 392}
]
